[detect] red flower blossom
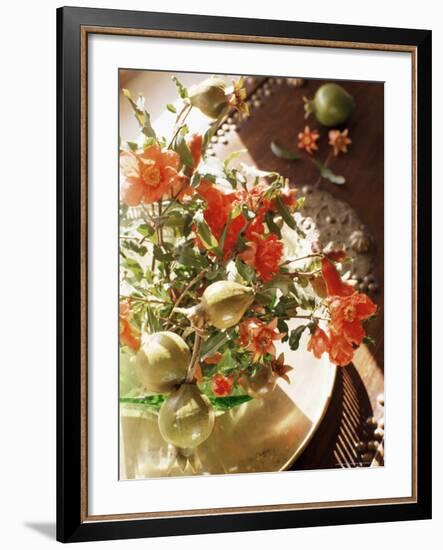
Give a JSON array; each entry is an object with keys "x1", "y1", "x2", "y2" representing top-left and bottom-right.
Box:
[
  {"x1": 188, "y1": 133, "x2": 203, "y2": 169},
  {"x1": 119, "y1": 302, "x2": 140, "y2": 351},
  {"x1": 328, "y1": 331, "x2": 355, "y2": 366},
  {"x1": 297, "y1": 126, "x2": 320, "y2": 154},
  {"x1": 329, "y1": 293, "x2": 377, "y2": 346},
  {"x1": 321, "y1": 258, "x2": 354, "y2": 297},
  {"x1": 239, "y1": 233, "x2": 283, "y2": 281},
  {"x1": 203, "y1": 352, "x2": 223, "y2": 365},
  {"x1": 307, "y1": 260, "x2": 378, "y2": 367},
  {"x1": 239, "y1": 317, "x2": 284, "y2": 362},
  {"x1": 307, "y1": 327, "x2": 330, "y2": 359},
  {"x1": 120, "y1": 144, "x2": 181, "y2": 206},
  {"x1": 196, "y1": 180, "x2": 247, "y2": 259},
  {"x1": 211, "y1": 373, "x2": 234, "y2": 396}
]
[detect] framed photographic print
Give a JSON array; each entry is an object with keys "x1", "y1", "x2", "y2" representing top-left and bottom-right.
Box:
[{"x1": 57, "y1": 6, "x2": 432, "y2": 543}]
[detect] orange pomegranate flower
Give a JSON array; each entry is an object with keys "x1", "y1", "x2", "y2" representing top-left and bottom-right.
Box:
[
  {"x1": 328, "y1": 331, "x2": 355, "y2": 367},
  {"x1": 188, "y1": 133, "x2": 203, "y2": 170},
  {"x1": 329, "y1": 293, "x2": 377, "y2": 346},
  {"x1": 196, "y1": 180, "x2": 247, "y2": 259},
  {"x1": 203, "y1": 352, "x2": 223, "y2": 365},
  {"x1": 239, "y1": 233, "x2": 283, "y2": 281},
  {"x1": 211, "y1": 373, "x2": 234, "y2": 397},
  {"x1": 321, "y1": 258, "x2": 354, "y2": 297},
  {"x1": 297, "y1": 126, "x2": 320, "y2": 154},
  {"x1": 119, "y1": 302, "x2": 140, "y2": 351},
  {"x1": 270, "y1": 353, "x2": 293, "y2": 383},
  {"x1": 120, "y1": 144, "x2": 181, "y2": 206},
  {"x1": 239, "y1": 317, "x2": 284, "y2": 362},
  {"x1": 329, "y1": 129, "x2": 352, "y2": 156},
  {"x1": 307, "y1": 327, "x2": 330, "y2": 359}
]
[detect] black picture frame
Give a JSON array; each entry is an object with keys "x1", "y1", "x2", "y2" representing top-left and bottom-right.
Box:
[{"x1": 57, "y1": 6, "x2": 432, "y2": 543}]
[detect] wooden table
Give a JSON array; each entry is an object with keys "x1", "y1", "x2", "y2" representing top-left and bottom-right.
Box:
[{"x1": 234, "y1": 77, "x2": 385, "y2": 469}]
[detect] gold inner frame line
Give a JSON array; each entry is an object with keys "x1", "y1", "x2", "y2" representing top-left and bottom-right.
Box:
[{"x1": 79, "y1": 25, "x2": 418, "y2": 523}]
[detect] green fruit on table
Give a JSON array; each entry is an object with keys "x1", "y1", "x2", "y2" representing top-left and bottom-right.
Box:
[
  {"x1": 202, "y1": 280, "x2": 255, "y2": 329},
  {"x1": 136, "y1": 331, "x2": 190, "y2": 393},
  {"x1": 158, "y1": 383, "x2": 215, "y2": 448},
  {"x1": 304, "y1": 83, "x2": 355, "y2": 127},
  {"x1": 189, "y1": 76, "x2": 229, "y2": 119}
]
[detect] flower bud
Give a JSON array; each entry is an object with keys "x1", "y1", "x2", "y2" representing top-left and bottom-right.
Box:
[
  {"x1": 158, "y1": 383, "x2": 215, "y2": 448},
  {"x1": 201, "y1": 280, "x2": 255, "y2": 329},
  {"x1": 136, "y1": 331, "x2": 190, "y2": 393},
  {"x1": 189, "y1": 77, "x2": 229, "y2": 119}
]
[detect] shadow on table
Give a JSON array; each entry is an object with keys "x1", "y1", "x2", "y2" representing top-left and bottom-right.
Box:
[{"x1": 24, "y1": 521, "x2": 56, "y2": 540}]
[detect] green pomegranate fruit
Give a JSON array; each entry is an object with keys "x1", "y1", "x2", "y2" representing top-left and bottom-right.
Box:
[
  {"x1": 136, "y1": 331, "x2": 190, "y2": 393},
  {"x1": 304, "y1": 83, "x2": 355, "y2": 127},
  {"x1": 201, "y1": 280, "x2": 254, "y2": 329},
  {"x1": 189, "y1": 76, "x2": 229, "y2": 119},
  {"x1": 158, "y1": 383, "x2": 215, "y2": 448}
]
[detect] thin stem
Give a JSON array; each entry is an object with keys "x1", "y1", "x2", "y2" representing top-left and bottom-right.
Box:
[
  {"x1": 186, "y1": 333, "x2": 202, "y2": 383},
  {"x1": 122, "y1": 295, "x2": 170, "y2": 306},
  {"x1": 283, "y1": 253, "x2": 323, "y2": 265},
  {"x1": 168, "y1": 268, "x2": 209, "y2": 318},
  {"x1": 167, "y1": 104, "x2": 192, "y2": 149},
  {"x1": 313, "y1": 150, "x2": 332, "y2": 188}
]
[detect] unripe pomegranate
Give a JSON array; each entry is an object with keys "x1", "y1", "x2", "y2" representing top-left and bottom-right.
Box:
[
  {"x1": 136, "y1": 331, "x2": 190, "y2": 393},
  {"x1": 158, "y1": 383, "x2": 215, "y2": 448}
]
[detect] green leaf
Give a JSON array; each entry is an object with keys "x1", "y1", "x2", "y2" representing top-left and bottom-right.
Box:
[
  {"x1": 288, "y1": 325, "x2": 308, "y2": 351},
  {"x1": 314, "y1": 160, "x2": 346, "y2": 185},
  {"x1": 136, "y1": 223, "x2": 155, "y2": 238},
  {"x1": 201, "y1": 332, "x2": 229, "y2": 360},
  {"x1": 363, "y1": 335, "x2": 375, "y2": 346},
  {"x1": 265, "y1": 211, "x2": 282, "y2": 238},
  {"x1": 235, "y1": 258, "x2": 255, "y2": 282},
  {"x1": 274, "y1": 195, "x2": 297, "y2": 229},
  {"x1": 224, "y1": 149, "x2": 247, "y2": 169},
  {"x1": 122, "y1": 88, "x2": 157, "y2": 139},
  {"x1": 153, "y1": 245, "x2": 173, "y2": 262},
  {"x1": 270, "y1": 140, "x2": 301, "y2": 161},
  {"x1": 174, "y1": 134, "x2": 194, "y2": 168},
  {"x1": 216, "y1": 349, "x2": 235, "y2": 373},
  {"x1": 202, "y1": 121, "x2": 218, "y2": 151},
  {"x1": 277, "y1": 319, "x2": 289, "y2": 342},
  {"x1": 127, "y1": 141, "x2": 138, "y2": 152},
  {"x1": 166, "y1": 103, "x2": 177, "y2": 113},
  {"x1": 193, "y1": 212, "x2": 222, "y2": 256},
  {"x1": 208, "y1": 395, "x2": 253, "y2": 411},
  {"x1": 172, "y1": 76, "x2": 188, "y2": 99},
  {"x1": 121, "y1": 257, "x2": 143, "y2": 281},
  {"x1": 120, "y1": 394, "x2": 166, "y2": 412},
  {"x1": 176, "y1": 244, "x2": 208, "y2": 269}
]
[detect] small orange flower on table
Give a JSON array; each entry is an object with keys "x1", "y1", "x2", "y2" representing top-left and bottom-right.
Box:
[
  {"x1": 297, "y1": 126, "x2": 320, "y2": 154},
  {"x1": 328, "y1": 128, "x2": 352, "y2": 156}
]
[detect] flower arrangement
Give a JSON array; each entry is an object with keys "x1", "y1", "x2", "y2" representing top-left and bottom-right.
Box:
[{"x1": 119, "y1": 75, "x2": 377, "y2": 465}]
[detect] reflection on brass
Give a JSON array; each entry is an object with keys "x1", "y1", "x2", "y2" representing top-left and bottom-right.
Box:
[{"x1": 120, "y1": 323, "x2": 336, "y2": 479}]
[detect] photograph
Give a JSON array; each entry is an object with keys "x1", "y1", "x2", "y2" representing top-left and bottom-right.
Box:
[{"x1": 118, "y1": 70, "x2": 385, "y2": 479}]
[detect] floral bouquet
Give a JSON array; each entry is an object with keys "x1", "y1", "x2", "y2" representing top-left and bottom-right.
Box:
[{"x1": 119, "y1": 75, "x2": 377, "y2": 470}]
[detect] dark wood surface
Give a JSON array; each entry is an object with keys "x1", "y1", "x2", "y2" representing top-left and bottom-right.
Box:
[{"x1": 235, "y1": 77, "x2": 385, "y2": 468}]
